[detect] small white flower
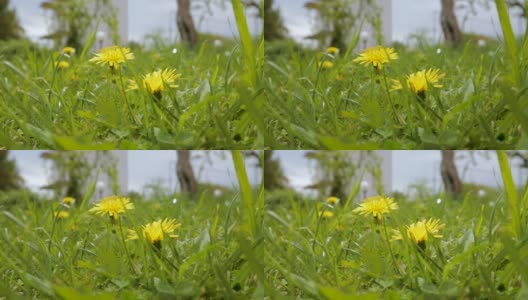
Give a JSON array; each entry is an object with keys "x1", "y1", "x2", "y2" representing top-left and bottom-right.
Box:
[
  {"x1": 172, "y1": 198, "x2": 178, "y2": 204},
  {"x1": 436, "y1": 198, "x2": 442, "y2": 204},
  {"x1": 478, "y1": 189, "x2": 486, "y2": 198},
  {"x1": 436, "y1": 48, "x2": 442, "y2": 54},
  {"x1": 214, "y1": 189, "x2": 222, "y2": 197},
  {"x1": 477, "y1": 39, "x2": 486, "y2": 47},
  {"x1": 213, "y1": 39, "x2": 222, "y2": 47},
  {"x1": 172, "y1": 48, "x2": 178, "y2": 54}
]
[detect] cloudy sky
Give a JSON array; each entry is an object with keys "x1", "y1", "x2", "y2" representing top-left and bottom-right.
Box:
[
  {"x1": 275, "y1": 151, "x2": 527, "y2": 194},
  {"x1": 9, "y1": 0, "x2": 262, "y2": 43},
  {"x1": 10, "y1": 151, "x2": 261, "y2": 194},
  {"x1": 278, "y1": 0, "x2": 526, "y2": 42},
  {"x1": 9, "y1": 1, "x2": 526, "y2": 44}
]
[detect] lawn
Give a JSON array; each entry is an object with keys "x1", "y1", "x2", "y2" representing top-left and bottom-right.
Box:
[
  {"x1": 263, "y1": 3, "x2": 528, "y2": 149},
  {"x1": 0, "y1": 3, "x2": 264, "y2": 150},
  {"x1": 264, "y1": 151, "x2": 528, "y2": 298},
  {"x1": 0, "y1": 151, "x2": 264, "y2": 299}
]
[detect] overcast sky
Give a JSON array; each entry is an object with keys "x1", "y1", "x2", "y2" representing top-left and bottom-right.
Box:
[
  {"x1": 278, "y1": 0, "x2": 526, "y2": 42},
  {"x1": 9, "y1": 0, "x2": 262, "y2": 43},
  {"x1": 10, "y1": 151, "x2": 261, "y2": 194},
  {"x1": 9, "y1": 1, "x2": 526, "y2": 44},
  {"x1": 275, "y1": 151, "x2": 527, "y2": 195}
]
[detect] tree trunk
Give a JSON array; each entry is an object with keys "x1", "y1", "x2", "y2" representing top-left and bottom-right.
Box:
[
  {"x1": 176, "y1": 150, "x2": 198, "y2": 197},
  {"x1": 440, "y1": 150, "x2": 462, "y2": 197},
  {"x1": 440, "y1": 0, "x2": 463, "y2": 47},
  {"x1": 176, "y1": 0, "x2": 198, "y2": 47}
]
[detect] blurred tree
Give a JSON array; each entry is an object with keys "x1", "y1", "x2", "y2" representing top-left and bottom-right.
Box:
[
  {"x1": 304, "y1": 0, "x2": 381, "y2": 50},
  {"x1": 176, "y1": 150, "x2": 198, "y2": 197},
  {"x1": 304, "y1": 151, "x2": 378, "y2": 200},
  {"x1": 441, "y1": 0, "x2": 463, "y2": 47},
  {"x1": 0, "y1": 0, "x2": 23, "y2": 40},
  {"x1": 0, "y1": 151, "x2": 24, "y2": 191},
  {"x1": 177, "y1": 0, "x2": 198, "y2": 47},
  {"x1": 40, "y1": 151, "x2": 91, "y2": 202},
  {"x1": 245, "y1": 0, "x2": 288, "y2": 40},
  {"x1": 263, "y1": 150, "x2": 288, "y2": 190},
  {"x1": 440, "y1": 150, "x2": 462, "y2": 197},
  {"x1": 40, "y1": 0, "x2": 118, "y2": 49}
]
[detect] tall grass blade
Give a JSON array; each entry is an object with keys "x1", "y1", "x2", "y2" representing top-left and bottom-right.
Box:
[
  {"x1": 495, "y1": 0, "x2": 520, "y2": 86},
  {"x1": 231, "y1": 0, "x2": 256, "y2": 88},
  {"x1": 231, "y1": 151, "x2": 256, "y2": 238},
  {"x1": 497, "y1": 150, "x2": 521, "y2": 239}
]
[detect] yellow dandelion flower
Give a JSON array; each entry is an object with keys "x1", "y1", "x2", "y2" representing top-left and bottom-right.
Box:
[
  {"x1": 391, "y1": 218, "x2": 445, "y2": 247},
  {"x1": 128, "y1": 68, "x2": 181, "y2": 96},
  {"x1": 335, "y1": 74, "x2": 344, "y2": 81},
  {"x1": 56, "y1": 61, "x2": 70, "y2": 69},
  {"x1": 353, "y1": 195, "x2": 398, "y2": 221},
  {"x1": 353, "y1": 46, "x2": 398, "y2": 70},
  {"x1": 326, "y1": 47, "x2": 339, "y2": 55},
  {"x1": 319, "y1": 211, "x2": 334, "y2": 219},
  {"x1": 319, "y1": 61, "x2": 334, "y2": 69},
  {"x1": 62, "y1": 47, "x2": 75, "y2": 55},
  {"x1": 55, "y1": 211, "x2": 70, "y2": 219},
  {"x1": 62, "y1": 197, "x2": 75, "y2": 205},
  {"x1": 326, "y1": 196, "x2": 339, "y2": 205},
  {"x1": 391, "y1": 68, "x2": 445, "y2": 96},
  {"x1": 89, "y1": 195, "x2": 134, "y2": 220},
  {"x1": 127, "y1": 218, "x2": 181, "y2": 248},
  {"x1": 89, "y1": 45, "x2": 134, "y2": 70}
]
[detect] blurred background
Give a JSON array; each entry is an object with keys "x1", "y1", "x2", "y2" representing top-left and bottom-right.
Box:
[
  {"x1": 0, "y1": 150, "x2": 261, "y2": 204},
  {"x1": 264, "y1": 150, "x2": 528, "y2": 202}
]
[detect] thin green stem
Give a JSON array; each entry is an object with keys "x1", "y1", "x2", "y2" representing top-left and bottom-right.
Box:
[
  {"x1": 382, "y1": 219, "x2": 402, "y2": 275},
  {"x1": 117, "y1": 217, "x2": 137, "y2": 275},
  {"x1": 381, "y1": 68, "x2": 403, "y2": 125},
  {"x1": 118, "y1": 67, "x2": 139, "y2": 125}
]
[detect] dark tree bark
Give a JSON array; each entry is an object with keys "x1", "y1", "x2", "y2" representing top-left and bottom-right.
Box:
[
  {"x1": 440, "y1": 0, "x2": 463, "y2": 47},
  {"x1": 440, "y1": 150, "x2": 462, "y2": 197},
  {"x1": 176, "y1": 0, "x2": 198, "y2": 47},
  {"x1": 176, "y1": 150, "x2": 198, "y2": 197}
]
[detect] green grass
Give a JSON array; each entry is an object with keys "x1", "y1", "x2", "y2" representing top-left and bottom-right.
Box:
[
  {"x1": 264, "y1": 0, "x2": 528, "y2": 150},
  {"x1": 0, "y1": 1, "x2": 264, "y2": 150},
  {"x1": 0, "y1": 151, "x2": 264, "y2": 299},
  {"x1": 264, "y1": 151, "x2": 528, "y2": 298},
  {"x1": 264, "y1": 38, "x2": 528, "y2": 149}
]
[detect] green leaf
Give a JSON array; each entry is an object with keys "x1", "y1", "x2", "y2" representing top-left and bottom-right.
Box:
[
  {"x1": 232, "y1": 150, "x2": 256, "y2": 237},
  {"x1": 495, "y1": 0, "x2": 520, "y2": 86},
  {"x1": 231, "y1": 0, "x2": 256, "y2": 88},
  {"x1": 319, "y1": 287, "x2": 379, "y2": 300},
  {"x1": 497, "y1": 150, "x2": 521, "y2": 239},
  {"x1": 54, "y1": 286, "x2": 116, "y2": 300}
]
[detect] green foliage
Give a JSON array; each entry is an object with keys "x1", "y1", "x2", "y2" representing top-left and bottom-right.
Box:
[
  {"x1": 0, "y1": 152, "x2": 264, "y2": 299},
  {"x1": 264, "y1": 156, "x2": 528, "y2": 298},
  {"x1": 40, "y1": 0, "x2": 118, "y2": 49},
  {"x1": 262, "y1": 0, "x2": 288, "y2": 41},
  {"x1": 304, "y1": 0, "x2": 381, "y2": 49},
  {"x1": 304, "y1": 151, "x2": 379, "y2": 200},
  {"x1": 263, "y1": 150, "x2": 288, "y2": 190},
  {"x1": 0, "y1": 150, "x2": 23, "y2": 191},
  {"x1": 0, "y1": 0, "x2": 23, "y2": 40},
  {"x1": 0, "y1": 39, "x2": 262, "y2": 149},
  {"x1": 264, "y1": 39, "x2": 527, "y2": 148}
]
